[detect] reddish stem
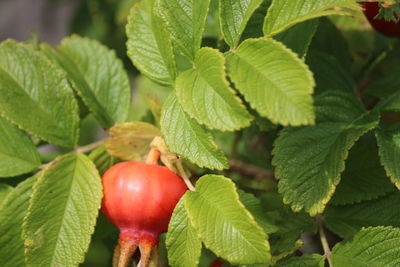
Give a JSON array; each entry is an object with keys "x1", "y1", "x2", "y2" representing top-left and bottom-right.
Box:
[
  {"x1": 115, "y1": 234, "x2": 138, "y2": 267},
  {"x1": 138, "y1": 241, "x2": 153, "y2": 267},
  {"x1": 145, "y1": 148, "x2": 161, "y2": 165}
]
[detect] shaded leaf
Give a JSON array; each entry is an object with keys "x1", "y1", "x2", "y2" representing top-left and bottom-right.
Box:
[
  {"x1": 0, "y1": 176, "x2": 36, "y2": 267},
  {"x1": 272, "y1": 91, "x2": 379, "y2": 215},
  {"x1": 89, "y1": 145, "x2": 119, "y2": 175},
  {"x1": 326, "y1": 193, "x2": 400, "y2": 239},
  {"x1": 0, "y1": 117, "x2": 40, "y2": 177},
  {"x1": 275, "y1": 254, "x2": 324, "y2": 267},
  {"x1": 332, "y1": 226, "x2": 400, "y2": 266}
]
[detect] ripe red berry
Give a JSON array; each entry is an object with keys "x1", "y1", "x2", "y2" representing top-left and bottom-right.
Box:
[
  {"x1": 101, "y1": 149, "x2": 187, "y2": 267},
  {"x1": 208, "y1": 259, "x2": 224, "y2": 267},
  {"x1": 362, "y1": 1, "x2": 400, "y2": 37}
]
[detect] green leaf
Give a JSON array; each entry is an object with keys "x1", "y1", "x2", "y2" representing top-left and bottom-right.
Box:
[
  {"x1": 376, "y1": 124, "x2": 400, "y2": 189},
  {"x1": 0, "y1": 117, "x2": 40, "y2": 177},
  {"x1": 332, "y1": 226, "x2": 400, "y2": 266},
  {"x1": 326, "y1": 193, "x2": 400, "y2": 239},
  {"x1": 157, "y1": 0, "x2": 210, "y2": 60},
  {"x1": 23, "y1": 153, "x2": 102, "y2": 266},
  {"x1": 42, "y1": 35, "x2": 131, "y2": 128},
  {"x1": 0, "y1": 184, "x2": 12, "y2": 206},
  {"x1": 166, "y1": 198, "x2": 202, "y2": 267},
  {"x1": 176, "y1": 47, "x2": 252, "y2": 131},
  {"x1": 126, "y1": 0, "x2": 176, "y2": 85},
  {"x1": 330, "y1": 141, "x2": 395, "y2": 205},
  {"x1": 275, "y1": 19, "x2": 319, "y2": 58},
  {"x1": 226, "y1": 38, "x2": 315, "y2": 126},
  {"x1": 185, "y1": 175, "x2": 271, "y2": 265},
  {"x1": 272, "y1": 91, "x2": 379, "y2": 215},
  {"x1": 105, "y1": 121, "x2": 161, "y2": 161},
  {"x1": 160, "y1": 93, "x2": 228, "y2": 170},
  {"x1": 263, "y1": 0, "x2": 359, "y2": 36},
  {"x1": 89, "y1": 145, "x2": 119, "y2": 175},
  {"x1": 219, "y1": 0, "x2": 264, "y2": 47},
  {"x1": 0, "y1": 176, "x2": 36, "y2": 267},
  {"x1": 306, "y1": 50, "x2": 356, "y2": 95},
  {"x1": 238, "y1": 190, "x2": 278, "y2": 234},
  {"x1": 0, "y1": 40, "x2": 79, "y2": 147},
  {"x1": 275, "y1": 254, "x2": 324, "y2": 267}
]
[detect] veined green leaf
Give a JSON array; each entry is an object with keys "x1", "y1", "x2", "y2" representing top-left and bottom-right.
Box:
[
  {"x1": 330, "y1": 141, "x2": 395, "y2": 206},
  {"x1": 272, "y1": 91, "x2": 379, "y2": 215},
  {"x1": 226, "y1": 38, "x2": 315, "y2": 126},
  {"x1": 306, "y1": 50, "x2": 356, "y2": 95},
  {"x1": 0, "y1": 40, "x2": 79, "y2": 147},
  {"x1": 275, "y1": 19, "x2": 319, "y2": 58},
  {"x1": 42, "y1": 35, "x2": 131, "y2": 128},
  {"x1": 219, "y1": 0, "x2": 264, "y2": 47},
  {"x1": 326, "y1": 193, "x2": 400, "y2": 239},
  {"x1": 176, "y1": 47, "x2": 252, "y2": 131},
  {"x1": 0, "y1": 184, "x2": 12, "y2": 206},
  {"x1": 160, "y1": 93, "x2": 228, "y2": 170},
  {"x1": 23, "y1": 153, "x2": 102, "y2": 266},
  {"x1": 166, "y1": 198, "x2": 201, "y2": 267},
  {"x1": 127, "y1": 0, "x2": 176, "y2": 85},
  {"x1": 0, "y1": 117, "x2": 40, "y2": 177},
  {"x1": 89, "y1": 145, "x2": 119, "y2": 175},
  {"x1": 185, "y1": 175, "x2": 271, "y2": 265},
  {"x1": 332, "y1": 226, "x2": 400, "y2": 266},
  {"x1": 376, "y1": 124, "x2": 400, "y2": 189},
  {"x1": 157, "y1": 0, "x2": 210, "y2": 60},
  {"x1": 263, "y1": 0, "x2": 359, "y2": 36},
  {"x1": 275, "y1": 254, "x2": 324, "y2": 267},
  {"x1": 0, "y1": 176, "x2": 36, "y2": 267}
]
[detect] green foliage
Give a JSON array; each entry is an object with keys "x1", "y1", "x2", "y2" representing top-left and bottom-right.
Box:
[
  {"x1": 0, "y1": 176, "x2": 36, "y2": 267},
  {"x1": 332, "y1": 226, "x2": 400, "y2": 266},
  {"x1": 219, "y1": 0, "x2": 264, "y2": 47},
  {"x1": 326, "y1": 193, "x2": 400, "y2": 239},
  {"x1": 160, "y1": 93, "x2": 228, "y2": 170},
  {"x1": 176, "y1": 47, "x2": 252, "y2": 131},
  {"x1": 184, "y1": 175, "x2": 271, "y2": 264},
  {"x1": 0, "y1": 117, "x2": 40, "y2": 177},
  {"x1": 23, "y1": 153, "x2": 102, "y2": 266},
  {"x1": 0, "y1": 40, "x2": 79, "y2": 147},
  {"x1": 126, "y1": 0, "x2": 176, "y2": 85},
  {"x1": 166, "y1": 199, "x2": 202, "y2": 267},
  {"x1": 226, "y1": 38, "x2": 315, "y2": 126},
  {"x1": 157, "y1": 0, "x2": 210, "y2": 60},
  {"x1": 376, "y1": 124, "x2": 400, "y2": 189},
  {"x1": 1, "y1": 0, "x2": 400, "y2": 266},
  {"x1": 42, "y1": 35, "x2": 131, "y2": 128},
  {"x1": 273, "y1": 91, "x2": 379, "y2": 215},
  {"x1": 263, "y1": 0, "x2": 359, "y2": 36}
]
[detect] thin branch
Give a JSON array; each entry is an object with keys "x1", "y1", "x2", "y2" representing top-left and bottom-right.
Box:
[
  {"x1": 176, "y1": 159, "x2": 196, "y2": 191},
  {"x1": 74, "y1": 139, "x2": 104, "y2": 153},
  {"x1": 229, "y1": 159, "x2": 274, "y2": 180},
  {"x1": 317, "y1": 215, "x2": 333, "y2": 267}
]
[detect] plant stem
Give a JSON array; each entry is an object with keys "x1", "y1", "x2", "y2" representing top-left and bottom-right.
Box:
[
  {"x1": 317, "y1": 215, "x2": 333, "y2": 267},
  {"x1": 145, "y1": 147, "x2": 161, "y2": 165},
  {"x1": 74, "y1": 139, "x2": 104, "y2": 153},
  {"x1": 229, "y1": 160, "x2": 274, "y2": 180},
  {"x1": 176, "y1": 159, "x2": 196, "y2": 191},
  {"x1": 230, "y1": 131, "x2": 242, "y2": 160}
]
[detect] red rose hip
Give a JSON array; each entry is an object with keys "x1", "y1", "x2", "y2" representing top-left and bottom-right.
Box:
[
  {"x1": 101, "y1": 149, "x2": 187, "y2": 267},
  {"x1": 362, "y1": 1, "x2": 400, "y2": 37}
]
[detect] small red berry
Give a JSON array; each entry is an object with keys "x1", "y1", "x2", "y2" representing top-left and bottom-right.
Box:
[
  {"x1": 101, "y1": 149, "x2": 187, "y2": 267},
  {"x1": 362, "y1": 1, "x2": 400, "y2": 37}
]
